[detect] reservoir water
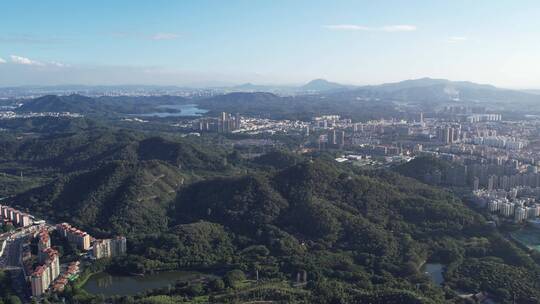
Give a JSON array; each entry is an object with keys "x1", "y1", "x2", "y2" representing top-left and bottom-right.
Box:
[
  {"x1": 83, "y1": 271, "x2": 209, "y2": 296},
  {"x1": 422, "y1": 263, "x2": 445, "y2": 286},
  {"x1": 136, "y1": 104, "x2": 208, "y2": 117}
]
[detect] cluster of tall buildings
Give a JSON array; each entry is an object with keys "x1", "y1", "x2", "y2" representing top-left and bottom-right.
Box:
[
  {"x1": 421, "y1": 163, "x2": 468, "y2": 187},
  {"x1": 312, "y1": 115, "x2": 346, "y2": 129},
  {"x1": 31, "y1": 229, "x2": 60, "y2": 297},
  {"x1": 193, "y1": 112, "x2": 241, "y2": 133},
  {"x1": 326, "y1": 129, "x2": 346, "y2": 148},
  {"x1": 484, "y1": 172, "x2": 540, "y2": 191},
  {"x1": 441, "y1": 106, "x2": 488, "y2": 115},
  {"x1": 474, "y1": 188, "x2": 540, "y2": 223},
  {"x1": 56, "y1": 223, "x2": 91, "y2": 250},
  {"x1": 93, "y1": 236, "x2": 127, "y2": 259},
  {"x1": 437, "y1": 125, "x2": 463, "y2": 144},
  {"x1": 415, "y1": 151, "x2": 540, "y2": 191},
  {"x1": 30, "y1": 224, "x2": 88, "y2": 298},
  {"x1": 472, "y1": 136, "x2": 527, "y2": 150},
  {"x1": 0, "y1": 204, "x2": 33, "y2": 227},
  {"x1": 465, "y1": 114, "x2": 502, "y2": 123}
]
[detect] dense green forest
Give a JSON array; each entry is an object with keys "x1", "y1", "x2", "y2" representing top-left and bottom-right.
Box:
[
  {"x1": 2, "y1": 125, "x2": 540, "y2": 304},
  {"x1": 17, "y1": 94, "x2": 189, "y2": 116}
]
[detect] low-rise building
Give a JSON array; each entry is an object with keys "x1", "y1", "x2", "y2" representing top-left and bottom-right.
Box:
[{"x1": 51, "y1": 261, "x2": 80, "y2": 293}]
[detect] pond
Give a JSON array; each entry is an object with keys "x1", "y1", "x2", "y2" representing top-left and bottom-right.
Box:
[
  {"x1": 83, "y1": 271, "x2": 209, "y2": 296},
  {"x1": 135, "y1": 104, "x2": 208, "y2": 117},
  {"x1": 422, "y1": 263, "x2": 445, "y2": 286}
]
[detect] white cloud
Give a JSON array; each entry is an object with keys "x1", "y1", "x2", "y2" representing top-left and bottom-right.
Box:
[
  {"x1": 323, "y1": 24, "x2": 417, "y2": 32},
  {"x1": 10, "y1": 55, "x2": 44, "y2": 66},
  {"x1": 8, "y1": 55, "x2": 67, "y2": 67},
  {"x1": 49, "y1": 61, "x2": 68, "y2": 67},
  {"x1": 447, "y1": 36, "x2": 468, "y2": 43},
  {"x1": 380, "y1": 25, "x2": 417, "y2": 32},
  {"x1": 0, "y1": 57, "x2": 6, "y2": 64},
  {"x1": 150, "y1": 32, "x2": 180, "y2": 41}
]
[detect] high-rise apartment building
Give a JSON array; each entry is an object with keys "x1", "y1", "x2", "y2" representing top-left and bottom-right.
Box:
[{"x1": 56, "y1": 223, "x2": 91, "y2": 250}]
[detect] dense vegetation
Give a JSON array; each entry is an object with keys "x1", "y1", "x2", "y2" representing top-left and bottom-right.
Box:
[
  {"x1": 0, "y1": 130, "x2": 226, "y2": 174},
  {"x1": 17, "y1": 94, "x2": 189, "y2": 116},
  {"x1": 0, "y1": 271, "x2": 22, "y2": 304},
  {"x1": 2, "y1": 120, "x2": 540, "y2": 303},
  {"x1": 196, "y1": 92, "x2": 400, "y2": 121},
  {"x1": 0, "y1": 116, "x2": 101, "y2": 134},
  {"x1": 394, "y1": 156, "x2": 452, "y2": 180}
]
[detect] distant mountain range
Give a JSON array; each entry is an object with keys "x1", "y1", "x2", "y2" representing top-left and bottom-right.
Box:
[
  {"x1": 10, "y1": 78, "x2": 540, "y2": 117},
  {"x1": 523, "y1": 89, "x2": 540, "y2": 95},
  {"x1": 229, "y1": 79, "x2": 350, "y2": 94},
  {"x1": 329, "y1": 77, "x2": 540, "y2": 104},
  {"x1": 215, "y1": 78, "x2": 540, "y2": 107}
]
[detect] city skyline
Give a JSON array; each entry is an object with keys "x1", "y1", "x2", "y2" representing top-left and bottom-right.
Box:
[{"x1": 1, "y1": 1, "x2": 540, "y2": 88}]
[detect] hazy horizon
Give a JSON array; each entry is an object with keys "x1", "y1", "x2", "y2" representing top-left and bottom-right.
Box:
[
  {"x1": 0, "y1": 77, "x2": 535, "y2": 91},
  {"x1": 1, "y1": 1, "x2": 540, "y2": 89}
]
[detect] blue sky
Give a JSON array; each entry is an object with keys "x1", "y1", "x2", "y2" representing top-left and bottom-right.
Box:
[{"x1": 1, "y1": 0, "x2": 540, "y2": 88}]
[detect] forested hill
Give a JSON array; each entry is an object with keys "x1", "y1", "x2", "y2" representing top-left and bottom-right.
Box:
[
  {"x1": 175, "y1": 160, "x2": 480, "y2": 247},
  {"x1": 196, "y1": 92, "x2": 399, "y2": 121},
  {"x1": 0, "y1": 116, "x2": 101, "y2": 133},
  {"x1": 8, "y1": 148, "x2": 540, "y2": 303},
  {"x1": 16, "y1": 94, "x2": 189, "y2": 115},
  {"x1": 17, "y1": 94, "x2": 101, "y2": 113},
  {"x1": 13, "y1": 160, "x2": 186, "y2": 236},
  {"x1": 326, "y1": 77, "x2": 540, "y2": 105},
  {"x1": 169, "y1": 161, "x2": 540, "y2": 303},
  {"x1": 143, "y1": 160, "x2": 538, "y2": 303},
  {"x1": 0, "y1": 130, "x2": 227, "y2": 173},
  {"x1": 8, "y1": 131, "x2": 231, "y2": 236}
]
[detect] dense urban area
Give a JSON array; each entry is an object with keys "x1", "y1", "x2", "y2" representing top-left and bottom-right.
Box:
[{"x1": 2, "y1": 79, "x2": 540, "y2": 304}]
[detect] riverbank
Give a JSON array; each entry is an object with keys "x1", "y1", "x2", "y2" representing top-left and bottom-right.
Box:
[{"x1": 74, "y1": 269, "x2": 96, "y2": 290}]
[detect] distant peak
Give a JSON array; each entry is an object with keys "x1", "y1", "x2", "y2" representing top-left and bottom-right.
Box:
[
  {"x1": 302, "y1": 79, "x2": 345, "y2": 91},
  {"x1": 307, "y1": 78, "x2": 330, "y2": 83}
]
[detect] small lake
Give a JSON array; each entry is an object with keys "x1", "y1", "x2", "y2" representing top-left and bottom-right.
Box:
[
  {"x1": 83, "y1": 271, "x2": 209, "y2": 296},
  {"x1": 422, "y1": 263, "x2": 444, "y2": 286},
  {"x1": 136, "y1": 104, "x2": 208, "y2": 117},
  {"x1": 511, "y1": 227, "x2": 540, "y2": 251}
]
